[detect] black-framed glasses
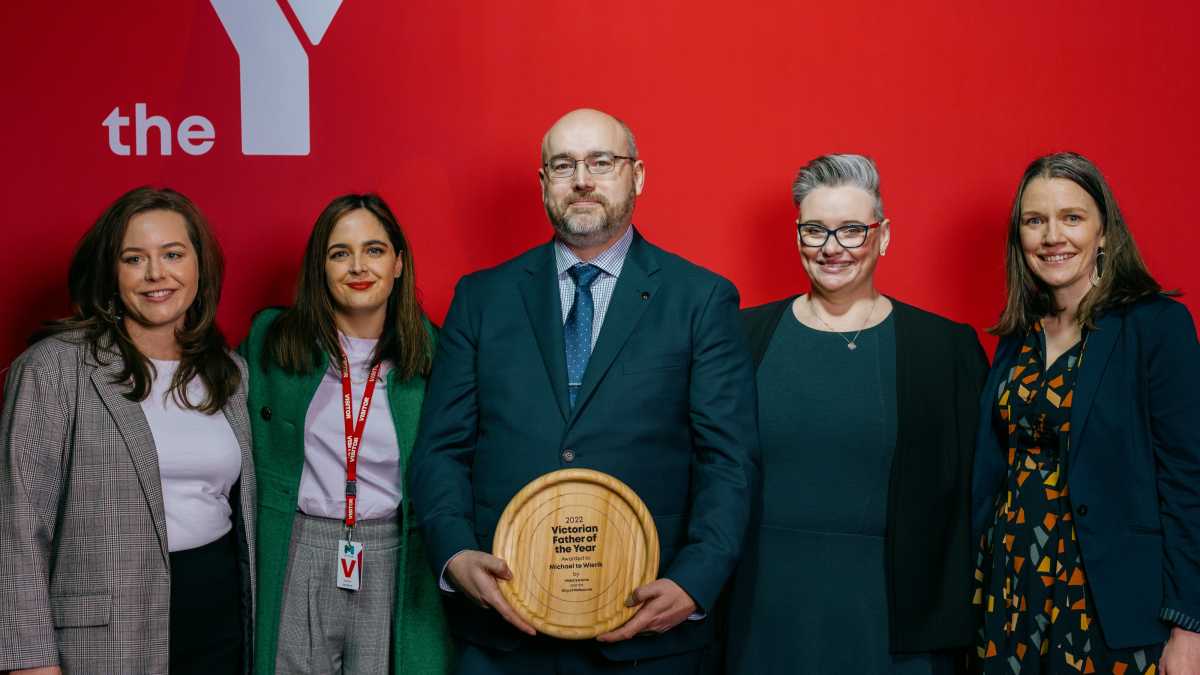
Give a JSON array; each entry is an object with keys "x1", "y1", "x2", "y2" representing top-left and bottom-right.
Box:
[
  {"x1": 796, "y1": 221, "x2": 882, "y2": 248},
  {"x1": 544, "y1": 152, "x2": 636, "y2": 180}
]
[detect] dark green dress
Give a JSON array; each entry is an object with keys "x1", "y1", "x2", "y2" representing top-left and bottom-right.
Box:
[
  {"x1": 973, "y1": 323, "x2": 1163, "y2": 674},
  {"x1": 727, "y1": 311, "x2": 952, "y2": 674}
]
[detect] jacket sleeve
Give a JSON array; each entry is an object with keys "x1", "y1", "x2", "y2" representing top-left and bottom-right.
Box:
[
  {"x1": 408, "y1": 275, "x2": 484, "y2": 576},
  {"x1": 0, "y1": 347, "x2": 71, "y2": 670},
  {"x1": 1147, "y1": 302, "x2": 1200, "y2": 632},
  {"x1": 662, "y1": 277, "x2": 759, "y2": 612}
]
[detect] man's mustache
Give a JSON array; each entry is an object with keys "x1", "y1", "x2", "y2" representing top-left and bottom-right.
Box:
[{"x1": 566, "y1": 194, "x2": 608, "y2": 207}]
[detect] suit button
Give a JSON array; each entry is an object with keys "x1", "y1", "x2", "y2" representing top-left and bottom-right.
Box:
[
  {"x1": 260, "y1": 406, "x2": 272, "y2": 421},
  {"x1": 1076, "y1": 504, "x2": 1088, "y2": 516},
  {"x1": 561, "y1": 449, "x2": 575, "y2": 463}
]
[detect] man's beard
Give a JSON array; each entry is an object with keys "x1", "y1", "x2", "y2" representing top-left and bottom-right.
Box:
[{"x1": 546, "y1": 190, "x2": 636, "y2": 249}]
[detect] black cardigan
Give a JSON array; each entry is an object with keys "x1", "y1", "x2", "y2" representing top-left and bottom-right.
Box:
[{"x1": 741, "y1": 296, "x2": 988, "y2": 652}]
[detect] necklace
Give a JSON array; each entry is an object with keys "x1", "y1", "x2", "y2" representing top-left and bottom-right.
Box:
[{"x1": 808, "y1": 294, "x2": 880, "y2": 351}]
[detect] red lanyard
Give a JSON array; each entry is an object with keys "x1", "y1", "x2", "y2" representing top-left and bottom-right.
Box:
[{"x1": 341, "y1": 352, "x2": 381, "y2": 529}]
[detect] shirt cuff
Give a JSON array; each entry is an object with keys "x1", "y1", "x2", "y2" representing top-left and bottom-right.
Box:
[
  {"x1": 439, "y1": 550, "x2": 469, "y2": 593},
  {"x1": 688, "y1": 611, "x2": 706, "y2": 621},
  {"x1": 1162, "y1": 607, "x2": 1200, "y2": 633}
]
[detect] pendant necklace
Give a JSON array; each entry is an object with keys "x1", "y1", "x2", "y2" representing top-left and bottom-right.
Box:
[{"x1": 809, "y1": 294, "x2": 880, "y2": 351}]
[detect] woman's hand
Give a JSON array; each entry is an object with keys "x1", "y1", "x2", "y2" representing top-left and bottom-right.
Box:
[{"x1": 1162, "y1": 626, "x2": 1200, "y2": 675}]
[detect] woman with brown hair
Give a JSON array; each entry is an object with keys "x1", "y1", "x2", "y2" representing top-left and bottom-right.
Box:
[
  {"x1": 0, "y1": 186, "x2": 255, "y2": 674},
  {"x1": 972, "y1": 152, "x2": 1200, "y2": 674},
  {"x1": 240, "y1": 193, "x2": 450, "y2": 674}
]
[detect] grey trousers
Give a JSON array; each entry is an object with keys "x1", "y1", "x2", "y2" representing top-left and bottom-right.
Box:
[{"x1": 276, "y1": 512, "x2": 401, "y2": 675}]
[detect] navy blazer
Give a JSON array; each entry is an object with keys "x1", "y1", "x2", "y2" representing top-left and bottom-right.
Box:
[
  {"x1": 971, "y1": 295, "x2": 1200, "y2": 648},
  {"x1": 408, "y1": 229, "x2": 759, "y2": 661}
]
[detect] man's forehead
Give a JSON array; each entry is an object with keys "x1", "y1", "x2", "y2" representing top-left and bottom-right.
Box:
[{"x1": 543, "y1": 115, "x2": 625, "y2": 157}]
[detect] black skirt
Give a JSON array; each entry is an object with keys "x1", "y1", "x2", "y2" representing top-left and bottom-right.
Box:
[{"x1": 169, "y1": 529, "x2": 243, "y2": 674}]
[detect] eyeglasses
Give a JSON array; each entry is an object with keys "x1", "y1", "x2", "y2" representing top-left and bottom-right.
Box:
[
  {"x1": 544, "y1": 152, "x2": 636, "y2": 180},
  {"x1": 796, "y1": 221, "x2": 882, "y2": 248}
]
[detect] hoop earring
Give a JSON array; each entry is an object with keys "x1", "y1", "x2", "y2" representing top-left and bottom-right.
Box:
[{"x1": 1090, "y1": 247, "x2": 1106, "y2": 287}]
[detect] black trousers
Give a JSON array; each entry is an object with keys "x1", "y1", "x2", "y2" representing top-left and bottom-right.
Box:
[{"x1": 169, "y1": 529, "x2": 243, "y2": 674}]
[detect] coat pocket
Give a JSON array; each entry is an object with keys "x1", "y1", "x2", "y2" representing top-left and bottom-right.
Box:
[{"x1": 51, "y1": 592, "x2": 111, "y2": 628}]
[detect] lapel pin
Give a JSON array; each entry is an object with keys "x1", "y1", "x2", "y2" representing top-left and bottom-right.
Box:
[{"x1": 640, "y1": 291, "x2": 650, "y2": 300}]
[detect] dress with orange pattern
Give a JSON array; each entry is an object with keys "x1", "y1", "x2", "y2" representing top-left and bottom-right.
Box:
[{"x1": 973, "y1": 324, "x2": 1162, "y2": 674}]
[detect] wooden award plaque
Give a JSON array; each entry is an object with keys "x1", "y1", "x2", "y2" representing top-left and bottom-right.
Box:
[{"x1": 492, "y1": 468, "x2": 659, "y2": 639}]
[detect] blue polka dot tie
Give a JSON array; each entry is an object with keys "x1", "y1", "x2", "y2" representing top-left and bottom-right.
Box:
[{"x1": 565, "y1": 263, "x2": 602, "y2": 408}]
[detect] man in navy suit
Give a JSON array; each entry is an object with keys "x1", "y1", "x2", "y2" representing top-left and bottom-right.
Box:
[{"x1": 408, "y1": 108, "x2": 758, "y2": 673}]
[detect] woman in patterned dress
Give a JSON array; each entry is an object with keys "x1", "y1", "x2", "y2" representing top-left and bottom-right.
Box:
[{"x1": 971, "y1": 152, "x2": 1200, "y2": 674}]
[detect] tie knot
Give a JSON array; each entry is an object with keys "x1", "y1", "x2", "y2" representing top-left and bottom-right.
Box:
[{"x1": 568, "y1": 263, "x2": 602, "y2": 289}]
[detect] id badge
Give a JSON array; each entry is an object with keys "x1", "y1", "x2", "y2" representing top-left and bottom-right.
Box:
[{"x1": 337, "y1": 539, "x2": 364, "y2": 591}]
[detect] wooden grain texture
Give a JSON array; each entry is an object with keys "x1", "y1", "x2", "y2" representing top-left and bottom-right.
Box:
[{"x1": 493, "y1": 468, "x2": 660, "y2": 639}]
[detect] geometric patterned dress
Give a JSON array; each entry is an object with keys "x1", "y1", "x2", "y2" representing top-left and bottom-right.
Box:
[{"x1": 973, "y1": 323, "x2": 1163, "y2": 674}]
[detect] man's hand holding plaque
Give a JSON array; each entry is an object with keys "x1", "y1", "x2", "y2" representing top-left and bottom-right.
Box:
[
  {"x1": 445, "y1": 550, "x2": 537, "y2": 636},
  {"x1": 595, "y1": 578, "x2": 698, "y2": 642}
]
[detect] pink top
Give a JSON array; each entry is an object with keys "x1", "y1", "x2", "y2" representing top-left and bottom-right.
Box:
[{"x1": 297, "y1": 333, "x2": 402, "y2": 520}]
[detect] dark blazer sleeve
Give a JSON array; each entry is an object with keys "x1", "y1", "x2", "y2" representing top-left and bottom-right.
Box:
[
  {"x1": 1147, "y1": 302, "x2": 1200, "y2": 630},
  {"x1": 0, "y1": 345, "x2": 71, "y2": 671},
  {"x1": 409, "y1": 274, "x2": 484, "y2": 575},
  {"x1": 663, "y1": 277, "x2": 759, "y2": 612}
]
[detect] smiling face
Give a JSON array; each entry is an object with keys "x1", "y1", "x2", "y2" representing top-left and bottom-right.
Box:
[
  {"x1": 116, "y1": 209, "x2": 199, "y2": 334},
  {"x1": 1018, "y1": 177, "x2": 1106, "y2": 309},
  {"x1": 796, "y1": 185, "x2": 889, "y2": 297},
  {"x1": 539, "y1": 109, "x2": 645, "y2": 252},
  {"x1": 324, "y1": 208, "x2": 403, "y2": 323}
]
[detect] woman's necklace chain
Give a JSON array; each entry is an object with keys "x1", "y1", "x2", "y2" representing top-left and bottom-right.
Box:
[{"x1": 809, "y1": 294, "x2": 880, "y2": 351}]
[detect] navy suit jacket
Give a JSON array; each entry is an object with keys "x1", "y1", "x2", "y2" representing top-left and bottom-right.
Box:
[
  {"x1": 971, "y1": 295, "x2": 1200, "y2": 648},
  {"x1": 408, "y1": 229, "x2": 759, "y2": 661}
]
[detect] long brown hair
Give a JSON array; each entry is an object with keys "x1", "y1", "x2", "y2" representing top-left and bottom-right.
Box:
[
  {"x1": 991, "y1": 152, "x2": 1165, "y2": 336},
  {"x1": 36, "y1": 186, "x2": 239, "y2": 413},
  {"x1": 264, "y1": 194, "x2": 432, "y2": 380}
]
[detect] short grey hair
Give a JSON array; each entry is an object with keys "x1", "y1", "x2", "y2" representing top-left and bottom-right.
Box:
[
  {"x1": 791, "y1": 154, "x2": 884, "y2": 221},
  {"x1": 616, "y1": 117, "x2": 638, "y2": 159}
]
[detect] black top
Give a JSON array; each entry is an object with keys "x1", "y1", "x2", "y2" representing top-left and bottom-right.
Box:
[{"x1": 737, "y1": 296, "x2": 988, "y2": 653}]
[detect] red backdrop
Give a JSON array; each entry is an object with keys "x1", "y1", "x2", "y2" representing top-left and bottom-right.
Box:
[{"x1": 2, "y1": 0, "x2": 1197, "y2": 370}]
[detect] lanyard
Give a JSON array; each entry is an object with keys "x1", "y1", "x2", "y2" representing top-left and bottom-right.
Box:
[{"x1": 340, "y1": 351, "x2": 381, "y2": 530}]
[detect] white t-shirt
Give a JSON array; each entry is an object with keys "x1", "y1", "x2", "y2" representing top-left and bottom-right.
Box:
[{"x1": 140, "y1": 358, "x2": 242, "y2": 552}]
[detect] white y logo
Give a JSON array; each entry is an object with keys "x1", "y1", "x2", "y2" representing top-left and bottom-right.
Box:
[{"x1": 210, "y1": 0, "x2": 344, "y2": 156}]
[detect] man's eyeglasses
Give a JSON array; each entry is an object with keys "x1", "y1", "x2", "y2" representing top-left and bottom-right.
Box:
[
  {"x1": 796, "y1": 221, "x2": 882, "y2": 249},
  {"x1": 544, "y1": 152, "x2": 635, "y2": 180}
]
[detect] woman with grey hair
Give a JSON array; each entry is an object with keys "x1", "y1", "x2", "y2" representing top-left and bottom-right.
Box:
[{"x1": 726, "y1": 154, "x2": 988, "y2": 673}]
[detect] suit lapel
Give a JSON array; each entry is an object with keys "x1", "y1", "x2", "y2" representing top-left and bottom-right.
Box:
[
  {"x1": 1068, "y1": 311, "x2": 1122, "y2": 468},
  {"x1": 569, "y1": 234, "x2": 661, "y2": 423},
  {"x1": 222, "y1": 373, "x2": 254, "y2": 492},
  {"x1": 519, "y1": 242, "x2": 571, "y2": 421},
  {"x1": 90, "y1": 358, "x2": 170, "y2": 564}
]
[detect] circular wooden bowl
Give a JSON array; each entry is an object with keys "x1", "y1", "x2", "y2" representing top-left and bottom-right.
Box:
[{"x1": 493, "y1": 468, "x2": 659, "y2": 639}]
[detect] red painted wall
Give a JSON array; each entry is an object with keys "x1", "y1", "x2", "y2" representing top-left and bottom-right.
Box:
[{"x1": 1, "y1": 0, "x2": 1197, "y2": 370}]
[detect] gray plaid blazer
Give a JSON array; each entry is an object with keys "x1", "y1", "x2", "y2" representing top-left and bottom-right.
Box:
[{"x1": 0, "y1": 332, "x2": 257, "y2": 674}]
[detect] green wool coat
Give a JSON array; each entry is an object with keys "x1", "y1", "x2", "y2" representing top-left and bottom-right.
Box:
[{"x1": 240, "y1": 309, "x2": 452, "y2": 674}]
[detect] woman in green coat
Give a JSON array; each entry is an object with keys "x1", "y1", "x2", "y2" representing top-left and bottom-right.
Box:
[{"x1": 240, "y1": 193, "x2": 451, "y2": 674}]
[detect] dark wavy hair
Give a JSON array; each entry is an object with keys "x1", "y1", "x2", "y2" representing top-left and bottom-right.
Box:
[
  {"x1": 263, "y1": 193, "x2": 432, "y2": 379},
  {"x1": 991, "y1": 152, "x2": 1165, "y2": 336},
  {"x1": 35, "y1": 186, "x2": 239, "y2": 413}
]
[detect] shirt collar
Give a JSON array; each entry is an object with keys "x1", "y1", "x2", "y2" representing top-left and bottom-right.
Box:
[{"x1": 554, "y1": 225, "x2": 634, "y2": 278}]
